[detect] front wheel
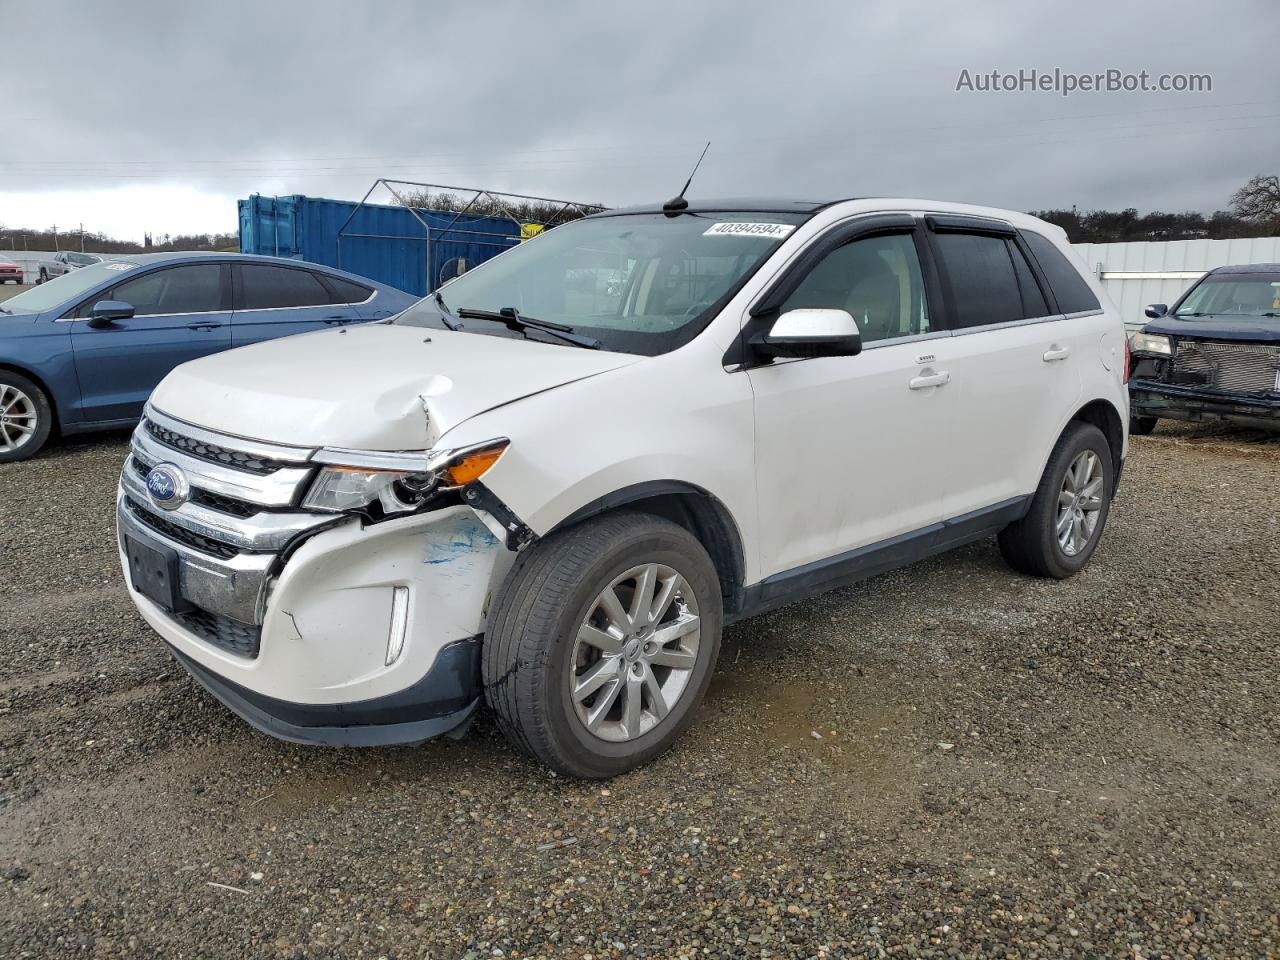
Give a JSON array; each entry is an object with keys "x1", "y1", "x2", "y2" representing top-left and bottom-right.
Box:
[
  {"x1": 483, "y1": 511, "x2": 723, "y2": 779},
  {"x1": 0, "y1": 372, "x2": 53, "y2": 462},
  {"x1": 998, "y1": 422, "x2": 1114, "y2": 579}
]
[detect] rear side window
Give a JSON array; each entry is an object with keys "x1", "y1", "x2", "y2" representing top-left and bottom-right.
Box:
[
  {"x1": 323, "y1": 275, "x2": 373, "y2": 303},
  {"x1": 236, "y1": 265, "x2": 333, "y2": 309},
  {"x1": 932, "y1": 233, "x2": 1025, "y2": 328},
  {"x1": 110, "y1": 264, "x2": 225, "y2": 316},
  {"x1": 1022, "y1": 231, "x2": 1100, "y2": 314}
]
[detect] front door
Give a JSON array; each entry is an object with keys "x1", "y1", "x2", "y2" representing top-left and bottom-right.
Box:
[
  {"x1": 70, "y1": 262, "x2": 232, "y2": 422},
  {"x1": 747, "y1": 228, "x2": 948, "y2": 578}
]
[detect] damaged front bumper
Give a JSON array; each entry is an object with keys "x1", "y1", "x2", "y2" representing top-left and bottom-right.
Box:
[
  {"x1": 118, "y1": 412, "x2": 518, "y2": 746},
  {"x1": 1130, "y1": 379, "x2": 1280, "y2": 431}
]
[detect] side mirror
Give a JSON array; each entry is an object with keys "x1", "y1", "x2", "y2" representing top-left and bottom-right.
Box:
[
  {"x1": 87, "y1": 300, "x2": 135, "y2": 328},
  {"x1": 750, "y1": 308, "x2": 862, "y2": 361},
  {"x1": 1144, "y1": 303, "x2": 1168, "y2": 319}
]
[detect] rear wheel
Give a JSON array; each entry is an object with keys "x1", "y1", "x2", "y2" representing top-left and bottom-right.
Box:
[
  {"x1": 0, "y1": 372, "x2": 53, "y2": 463},
  {"x1": 483, "y1": 511, "x2": 722, "y2": 779},
  {"x1": 1130, "y1": 415, "x2": 1158, "y2": 436},
  {"x1": 998, "y1": 422, "x2": 1114, "y2": 579}
]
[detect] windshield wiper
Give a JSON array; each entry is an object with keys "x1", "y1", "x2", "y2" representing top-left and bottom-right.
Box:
[
  {"x1": 455, "y1": 306, "x2": 603, "y2": 350},
  {"x1": 433, "y1": 290, "x2": 463, "y2": 331}
]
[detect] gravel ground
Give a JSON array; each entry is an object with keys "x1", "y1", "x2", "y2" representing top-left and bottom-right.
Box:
[{"x1": 1, "y1": 422, "x2": 1278, "y2": 959}]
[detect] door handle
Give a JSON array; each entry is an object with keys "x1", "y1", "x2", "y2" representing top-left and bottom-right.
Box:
[
  {"x1": 1043, "y1": 345, "x2": 1071, "y2": 362},
  {"x1": 908, "y1": 371, "x2": 950, "y2": 390},
  {"x1": 188, "y1": 323, "x2": 221, "y2": 331},
  {"x1": 323, "y1": 316, "x2": 348, "y2": 325}
]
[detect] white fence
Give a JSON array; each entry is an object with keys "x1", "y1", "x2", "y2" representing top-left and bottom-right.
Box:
[{"x1": 1072, "y1": 236, "x2": 1280, "y2": 329}]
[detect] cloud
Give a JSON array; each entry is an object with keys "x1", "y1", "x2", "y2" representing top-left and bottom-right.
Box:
[{"x1": 3, "y1": 0, "x2": 1277, "y2": 239}]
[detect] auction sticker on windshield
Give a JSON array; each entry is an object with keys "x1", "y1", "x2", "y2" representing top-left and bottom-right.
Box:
[{"x1": 703, "y1": 222, "x2": 796, "y2": 239}]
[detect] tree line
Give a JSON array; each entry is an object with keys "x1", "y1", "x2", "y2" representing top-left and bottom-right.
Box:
[
  {"x1": 2, "y1": 176, "x2": 1275, "y2": 253},
  {"x1": 0, "y1": 226, "x2": 238, "y2": 255}
]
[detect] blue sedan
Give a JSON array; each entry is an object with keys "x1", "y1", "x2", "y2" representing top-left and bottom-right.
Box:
[{"x1": 0, "y1": 252, "x2": 417, "y2": 461}]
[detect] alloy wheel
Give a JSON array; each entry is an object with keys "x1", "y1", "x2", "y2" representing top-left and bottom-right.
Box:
[
  {"x1": 569, "y1": 563, "x2": 701, "y2": 743},
  {"x1": 1056, "y1": 450, "x2": 1104, "y2": 556},
  {"x1": 0, "y1": 383, "x2": 38, "y2": 453}
]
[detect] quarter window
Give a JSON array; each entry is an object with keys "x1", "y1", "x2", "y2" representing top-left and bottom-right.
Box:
[
  {"x1": 237, "y1": 265, "x2": 333, "y2": 309},
  {"x1": 109, "y1": 264, "x2": 225, "y2": 316},
  {"x1": 779, "y1": 233, "x2": 931, "y2": 343},
  {"x1": 323, "y1": 275, "x2": 373, "y2": 303},
  {"x1": 1022, "y1": 231, "x2": 1101, "y2": 314}
]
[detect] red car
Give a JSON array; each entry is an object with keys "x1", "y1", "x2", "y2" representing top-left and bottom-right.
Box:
[{"x1": 0, "y1": 260, "x2": 23, "y2": 284}]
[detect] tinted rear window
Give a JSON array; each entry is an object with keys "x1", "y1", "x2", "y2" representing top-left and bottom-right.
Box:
[
  {"x1": 932, "y1": 233, "x2": 1024, "y2": 328},
  {"x1": 1023, "y1": 231, "x2": 1100, "y2": 314},
  {"x1": 237, "y1": 265, "x2": 333, "y2": 309}
]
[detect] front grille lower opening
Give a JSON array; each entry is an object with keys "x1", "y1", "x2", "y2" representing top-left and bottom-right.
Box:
[{"x1": 174, "y1": 606, "x2": 262, "y2": 659}]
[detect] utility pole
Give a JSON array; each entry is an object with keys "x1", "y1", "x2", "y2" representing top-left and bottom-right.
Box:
[
  {"x1": 53, "y1": 224, "x2": 59, "y2": 251},
  {"x1": 80, "y1": 223, "x2": 85, "y2": 252}
]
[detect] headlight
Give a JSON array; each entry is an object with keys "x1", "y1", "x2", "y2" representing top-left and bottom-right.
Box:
[
  {"x1": 1129, "y1": 332, "x2": 1172, "y2": 356},
  {"x1": 303, "y1": 440, "x2": 509, "y2": 516}
]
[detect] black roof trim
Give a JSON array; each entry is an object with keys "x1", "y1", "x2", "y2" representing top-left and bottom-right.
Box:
[
  {"x1": 587, "y1": 197, "x2": 838, "y2": 218},
  {"x1": 1206, "y1": 262, "x2": 1280, "y2": 275}
]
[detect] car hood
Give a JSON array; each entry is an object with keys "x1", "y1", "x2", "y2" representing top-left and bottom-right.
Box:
[
  {"x1": 149, "y1": 323, "x2": 641, "y2": 450},
  {"x1": 1145, "y1": 314, "x2": 1280, "y2": 343}
]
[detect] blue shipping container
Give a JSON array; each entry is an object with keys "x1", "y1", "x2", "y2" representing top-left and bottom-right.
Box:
[{"x1": 238, "y1": 194, "x2": 524, "y2": 296}]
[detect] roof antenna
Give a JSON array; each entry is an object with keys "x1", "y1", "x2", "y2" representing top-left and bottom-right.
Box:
[{"x1": 663, "y1": 141, "x2": 711, "y2": 216}]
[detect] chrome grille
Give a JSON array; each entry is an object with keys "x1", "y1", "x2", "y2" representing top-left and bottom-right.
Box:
[
  {"x1": 1171, "y1": 339, "x2": 1280, "y2": 396},
  {"x1": 120, "y1": 409, "x2": 332, "y2": 658},
  {"x1": 123, "y1": 496, "x2": 240, "y2": 560},
  {"x1": 145, "y1": 418, "x2": 294, "y2": 475},
  {"x1": 132, "y1": 458, "x2": 259, "y2": 518}
]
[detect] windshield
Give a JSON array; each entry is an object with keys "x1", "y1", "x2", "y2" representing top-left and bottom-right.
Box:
[
  {"x1": 2, "y1": 260, "x2": 140, "y2": 314},
  {"x1": 394, "y1": 211, "x2": 810, "y2": 354},
  {"x1": 1176, "y1": 274, "x2": 1280, "y2": 318}
]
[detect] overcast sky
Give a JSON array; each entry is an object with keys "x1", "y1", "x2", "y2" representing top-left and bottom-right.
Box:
[{"x1": 3, "y1": 0, "x2": 1277, "y2": 241}]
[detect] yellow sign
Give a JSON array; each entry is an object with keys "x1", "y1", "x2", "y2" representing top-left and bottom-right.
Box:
[{"x1": 520, "y1": 223, "x2": 545, "y2": 241}]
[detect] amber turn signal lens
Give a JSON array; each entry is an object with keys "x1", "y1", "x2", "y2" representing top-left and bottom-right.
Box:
[{"x1": 444, "y1": 445, "x2": 507, "y2": 486}]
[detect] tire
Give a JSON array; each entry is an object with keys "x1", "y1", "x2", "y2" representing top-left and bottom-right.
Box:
[
  {"x1": 0, "y1": 371, "x2": 53, "y2": 463},
  {"x1": 998, "y1": 422, "x2": 1114, "y2": 579},
  {"x1": 483, "y1": 510, "x2": 723, "y2": 779},
  {"x1": 1130, "y1": 415, "x2": 1158, "y2": 436}
]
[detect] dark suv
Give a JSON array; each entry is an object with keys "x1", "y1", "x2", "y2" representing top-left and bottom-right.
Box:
[{"x1": 1129, "y1": 263, "x2": 1280, "y2": 433}]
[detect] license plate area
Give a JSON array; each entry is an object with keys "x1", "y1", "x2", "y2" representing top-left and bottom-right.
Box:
[{"x1": 125, "y1": 534, "x2": 192, "y2": 614}]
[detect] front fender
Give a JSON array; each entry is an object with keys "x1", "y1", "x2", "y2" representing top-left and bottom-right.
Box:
[{"x1": 436, "y1": 344, "x2": 762, "y2": 582}]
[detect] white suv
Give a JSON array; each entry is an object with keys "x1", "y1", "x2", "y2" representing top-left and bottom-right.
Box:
[{"x1": 117, "y1": 197, "x2": 1128, "y2": 777}]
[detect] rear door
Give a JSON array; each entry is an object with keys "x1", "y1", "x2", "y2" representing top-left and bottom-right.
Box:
[
  {"x1": 922, "y1": 216, "x2": 1085, "y2": 520},
  {"x1": 231, "y1": 263, "x2": 365, "y2": 346},
  {"x1": 69, "y1": 262, "x2": 232, "y2": 422}
]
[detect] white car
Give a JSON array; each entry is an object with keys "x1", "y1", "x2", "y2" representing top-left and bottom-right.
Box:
[
  {"x1": 117, "y1": 197, "x2": 1128, "y2": 778},
  {"x1": 54, "y1": 251, "x2": 103, "y2": 271}
]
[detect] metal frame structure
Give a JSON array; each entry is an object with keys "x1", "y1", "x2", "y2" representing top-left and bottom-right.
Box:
[{"x1": 335, "y1": 179, "x2": 607, "y2": 289}]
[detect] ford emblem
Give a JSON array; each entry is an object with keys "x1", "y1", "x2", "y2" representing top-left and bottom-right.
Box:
[{"x1": 146, "y1": 462, "x2": 189, "y2": 511}]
